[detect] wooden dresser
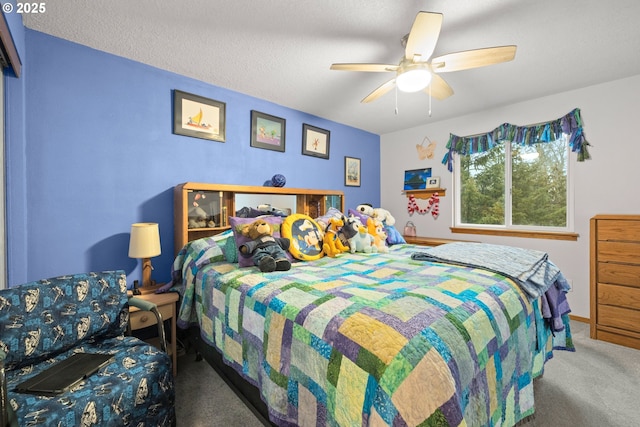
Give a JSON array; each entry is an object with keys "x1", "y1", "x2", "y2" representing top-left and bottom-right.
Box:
[{"x1": 590, "y1": 215, "x2": 640, "y2": 350}]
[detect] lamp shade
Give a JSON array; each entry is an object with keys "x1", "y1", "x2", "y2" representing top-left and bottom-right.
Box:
[{"x1": 128, "y1": 223, "x2": 161, "y2": 258}]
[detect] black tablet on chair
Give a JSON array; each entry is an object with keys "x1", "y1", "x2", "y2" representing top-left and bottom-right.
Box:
[{"x1": 15, "y1": 352, "x2": 114, "y2": 396}]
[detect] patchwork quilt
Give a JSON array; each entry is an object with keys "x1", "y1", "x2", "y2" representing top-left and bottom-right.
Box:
[{"x1": 174, "y1": 243, "x2": 572, "y2": 427}]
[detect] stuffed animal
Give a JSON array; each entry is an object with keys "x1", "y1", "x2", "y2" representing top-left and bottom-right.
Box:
[
  {"x1": 356, "y1": 203, "x2": 396, "y2": 226},
  {"x1": 336, "y1": 215, "x2": 359, "y2": 249},
  {"x1": 314, "y1": 207, "x2": 344, "y2": 232},
  {"x1": 348, "y1": 223, "x2": 377, "y2": 254},
  {"x1": 323, "y1": 217, "x2": 349, "y2": 257},
  {"x1": 366, "y1": 218, "x2": 389, "y2": 253},
  {"x1": 188, "y1": 206, "x2": 209, "y2": 228},
  {"x1": 239, "y1": 219, "x2": 291, "y2": 272}
]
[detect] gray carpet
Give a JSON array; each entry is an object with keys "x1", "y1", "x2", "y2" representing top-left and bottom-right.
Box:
[{"x1": 175, "y1": 321, "x2": 640, "y2": 426}]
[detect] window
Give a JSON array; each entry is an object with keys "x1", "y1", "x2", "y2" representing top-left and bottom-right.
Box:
[{"x1": 455, "y1": 136, "x2": 572, "y2": 231}]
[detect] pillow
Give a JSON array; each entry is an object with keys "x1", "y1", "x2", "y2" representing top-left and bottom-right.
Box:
[
  {"x1": 209, "y1": 229, "x2": 237, "y2": 262},
  {"x1": 223, "y1": 235, "x2": 238, "y2": 263},
  {"x1": 314, "y1": 207, "x2": 344, "y2": 230},
  {"x1": 184, "y1": 236, "x2": 226, "y2": 265},
  {"x1": 171, "y1": 236, "x2": 226, "y2": 285},
  {"x1": 281, "y1": 214, "x2": 325, "y2": 261},
  {"x1": 228, "y1": 215, "x2": 289, "y2": 268},
  {"x1": 235, "y1": 206, "x2": 266, "y2": 218},
  {"x1": 347, "y1": 208, "x2": 369, "y2": 226}
]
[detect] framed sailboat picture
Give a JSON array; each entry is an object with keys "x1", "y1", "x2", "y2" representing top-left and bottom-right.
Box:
[{"x1": 173, "y1": 90, "x2": 226, "y2": 142}]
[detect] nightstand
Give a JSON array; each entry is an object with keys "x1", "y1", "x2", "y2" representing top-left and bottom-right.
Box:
[{"x1": 129, "y1": 289, "x2": 179, "y2": 376}]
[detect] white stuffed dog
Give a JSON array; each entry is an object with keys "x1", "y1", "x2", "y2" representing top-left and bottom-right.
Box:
[{"x1": 356, "y1": 203, "x2": 396, "y2": 226}]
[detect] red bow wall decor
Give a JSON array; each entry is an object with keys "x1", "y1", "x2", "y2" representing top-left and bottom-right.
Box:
[{"x1": 407, "y1": 193, "x2": 439, "y2": 218}]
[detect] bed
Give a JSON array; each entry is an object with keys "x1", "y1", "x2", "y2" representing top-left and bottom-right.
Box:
[{"x1": 170, "y1": 202, "x2": 573, "y2": 426}]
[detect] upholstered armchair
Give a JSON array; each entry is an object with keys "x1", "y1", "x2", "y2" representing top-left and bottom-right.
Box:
[{"x1": 0, "y1": 270, "x2": 175, "y2": 427}]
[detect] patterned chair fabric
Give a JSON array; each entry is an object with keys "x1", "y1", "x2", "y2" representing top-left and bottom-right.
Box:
[{"x1": 0, "y1": 270, "x2": 175, "y2": 426}]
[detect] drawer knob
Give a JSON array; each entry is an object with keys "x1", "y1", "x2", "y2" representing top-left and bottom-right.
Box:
[{"x1": 140, "y1": 315, "x2": 149, "y2": 323}]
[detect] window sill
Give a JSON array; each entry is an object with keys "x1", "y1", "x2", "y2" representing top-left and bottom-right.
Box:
[{"x1": 450, "y1": 227, "x2": 579, "y2": 241}]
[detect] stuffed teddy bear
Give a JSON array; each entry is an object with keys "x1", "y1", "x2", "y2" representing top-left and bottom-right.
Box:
[
  {"x1": 356, "y1": 203, "x2": 396, "y2": 226},
  {"x1": 239, "y1": 219, "x2": 291, "y2": 272},
  {"x1": 188, "y1": 205, "x2": 209, "y2": 228}
]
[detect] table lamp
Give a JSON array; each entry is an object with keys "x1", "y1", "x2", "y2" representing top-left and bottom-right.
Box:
[{"x1": 128, "y1": 222, "x2": 161, "y2": 288}]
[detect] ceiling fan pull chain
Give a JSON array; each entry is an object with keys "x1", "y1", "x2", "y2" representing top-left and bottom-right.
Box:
[
  {"x1": 395, "y1": 86, "x2": 399, "y2": 115},
  {"x1": 428, "y1": 87, "x2": 432, "y2": 117}
]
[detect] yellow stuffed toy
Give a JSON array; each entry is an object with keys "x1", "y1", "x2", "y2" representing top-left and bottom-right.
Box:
[
  {"x1": 367, "y1": 217, "x2": 389, "y2": 253},
  {"x1": 323, "y1": 217, "x2": 349, "y2": 257}
]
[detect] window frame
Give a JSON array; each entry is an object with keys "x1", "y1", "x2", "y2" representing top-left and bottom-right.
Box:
[{"x1": 453, "y1": 138, "x2": 576, "y2": 236}]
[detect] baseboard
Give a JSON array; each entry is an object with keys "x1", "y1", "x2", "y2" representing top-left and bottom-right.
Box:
[{"x1": 569, "y1": 314, "x2": 589, "y2": 323}]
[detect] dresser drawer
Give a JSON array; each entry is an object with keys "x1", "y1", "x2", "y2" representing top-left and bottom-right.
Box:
[
  {"x1": 597, "y1": 304, "x2": 640, "y2": 331},
  {"x1": 598, "y1": 219, "x2": 640, "y2": 241},
  {"x1": 597, "y1": 262, "x2": 640, "y2": 287},
  {"x1": 129, "y1": 304, "x2": 173, "y2": 330},
  {"x1": 597, "y1": 283, "x2": 640, "y2": 309},
  {"x1": 595, "y1": 328, "x2": 640, "y2": 351},
  {"x1": 597, "y1": 241, "x2": 640, "y2": 264}
]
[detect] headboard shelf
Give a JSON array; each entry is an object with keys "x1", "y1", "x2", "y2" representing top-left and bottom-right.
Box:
[{"x1": 174, "y1": 182, "x2": 344, "y2": 255}]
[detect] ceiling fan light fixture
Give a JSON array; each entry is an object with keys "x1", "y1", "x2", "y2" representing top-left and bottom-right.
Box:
[{"x1": 396, "y1": 67, "x2": 432, "y2": 93}]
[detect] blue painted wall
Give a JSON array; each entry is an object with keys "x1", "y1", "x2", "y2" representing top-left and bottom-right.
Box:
[
  {"x1": 3, "y1": 3, "x2": 28, "y2": 287},
  {"x1": 5, "y1": 28, "x2": 380, "y2": 286}
]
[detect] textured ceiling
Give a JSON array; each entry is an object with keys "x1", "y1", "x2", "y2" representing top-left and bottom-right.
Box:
[{"x1": 22, "y1": 0, "x2": 640, "y2": 135}]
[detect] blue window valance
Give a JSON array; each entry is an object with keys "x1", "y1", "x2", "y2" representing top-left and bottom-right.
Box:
[{"x1": 441, "y1": 108, "x2": 591, "y2": 171}]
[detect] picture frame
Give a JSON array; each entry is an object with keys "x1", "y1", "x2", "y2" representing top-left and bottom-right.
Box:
[
  {"x1": 344, "y1": 156, "x2": 361, "y2": 187},
  {"x1": 250, "y1": 110, "x2": 286, "y2": 152},
  {"x1": 173, "y1": 90, "x2": 226, "y2": 142},
  {"x1": 426, "y1": 176, "x2": 441, "y2": 189},
  {"x1": 404, "y1": 168, "x2": 432, "y2": 190},
  {"x1": 302, "y1": 124, "x2": 330, "y2": 159}
]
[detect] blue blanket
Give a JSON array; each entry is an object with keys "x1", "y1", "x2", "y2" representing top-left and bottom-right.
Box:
[{"x1": 411, "y1": 242, "x2": 561, "y2": 299}]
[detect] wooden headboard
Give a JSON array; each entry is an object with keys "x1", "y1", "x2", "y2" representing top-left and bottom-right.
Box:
[{"x1": 174, "y1": 182, "x2": 344, "y2": 255}]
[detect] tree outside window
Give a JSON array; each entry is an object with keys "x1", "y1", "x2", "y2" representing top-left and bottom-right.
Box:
[{"x1": 457, "y1": 136, "x2": 569, "y2": 230}]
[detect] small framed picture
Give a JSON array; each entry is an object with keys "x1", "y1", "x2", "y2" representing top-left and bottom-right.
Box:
[
  {"x1": 173, "y1": 90, "x2": 226, "y2": 142},
  {"x1": 404, "y1": 168, "x2": 432, "y2": 190},
  {"x1": 302, "y1": 124, "x2": 330, "y2": 159},
  {"x1": 250, "y1": 110, "x2": 286, "y2": 152},
  {"x1": 426, "y1": 176, "x2": 440, "y2": 189},
  {"x1": 344, "y1": 156, "x2": 361, "y2": 187}
]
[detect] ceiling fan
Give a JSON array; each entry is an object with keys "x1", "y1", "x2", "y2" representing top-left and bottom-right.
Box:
[{"x1": 330, "y1": 11, "x2": 516, "y2": 103}]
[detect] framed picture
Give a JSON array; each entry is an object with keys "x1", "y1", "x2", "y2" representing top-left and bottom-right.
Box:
[
  {"x1": 426, "y1": 176, "x2": 440, "y2": 189},
  {"x1": 250, "y1": 110, "x2": 286, "y2": 152},
  {"x1": 403, "y1": 168, "x2": 432, "y2": 190},
  {"x1": 344, "y1": 156, "x2": 361, "y2": 187},
  {"x1": 173, "y1": 90, "x2": 225, "y2": 142},
  {"x1": 302, "y1": 124, "x2": 330, "y2": 159}
]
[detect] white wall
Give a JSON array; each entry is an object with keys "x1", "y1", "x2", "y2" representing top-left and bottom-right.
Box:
[{"x1": 381, "y1": 73, "x2": 640, "y2": 319}]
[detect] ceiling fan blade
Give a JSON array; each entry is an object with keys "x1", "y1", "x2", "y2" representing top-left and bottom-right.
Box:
[
  {"x1": 330, "y1": 63, "x2": 398, "y2": 72},
  {"x1": 405, "y1": 12, "x2": 443, "y2": 61},
  {"x1": 361, "y1": 78, "x2": 396, "y2": 103},
  {"x1": 431, "y1": 45, "x2": 517, "y2": 73},
  {"x1": 424, "y1": 74, "x2": 454, "y2": 100}
]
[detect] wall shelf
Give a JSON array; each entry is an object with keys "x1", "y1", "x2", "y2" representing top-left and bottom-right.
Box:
[{"x1": 402, "y1": 188, "x2": 446, "y2": 199}]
